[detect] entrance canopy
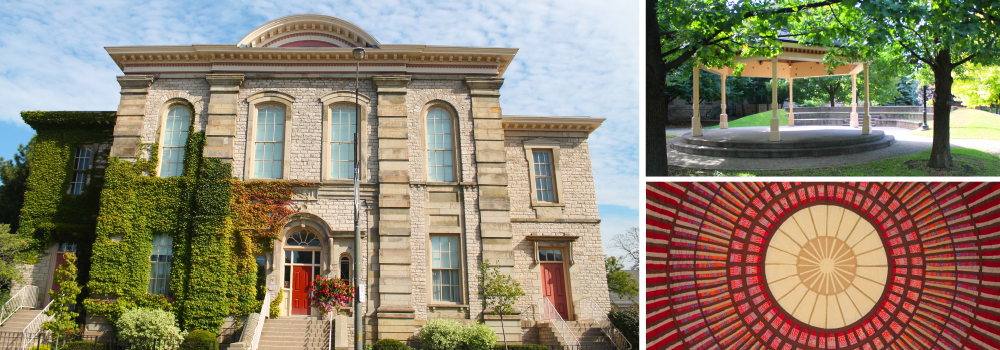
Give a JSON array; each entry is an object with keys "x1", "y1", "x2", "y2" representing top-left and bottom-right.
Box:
[{"x1": 689, "y1": 40, "x2": 872, "y2": 142}]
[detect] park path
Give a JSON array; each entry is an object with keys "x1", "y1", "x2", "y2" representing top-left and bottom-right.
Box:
[{"x1": 665, "y1": 126, "x2": 1000, "y2": 171}]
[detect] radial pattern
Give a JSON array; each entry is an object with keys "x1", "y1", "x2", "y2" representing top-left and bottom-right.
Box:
[
  {"x1": 765, "y1": 205, "x2": 888, "y2": 329},
  {"x1": 647, "y1": 182, "x2": 1000, "y2": 350}
]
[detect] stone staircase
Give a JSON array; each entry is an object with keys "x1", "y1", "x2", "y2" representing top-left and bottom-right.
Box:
[
  {"x1": 540, "y1": 319, "x2": 617, "y2": 349},
  {"x1": 0, "y1": 308, "x2": 44, "y2": 349},
  {"x1": 258, "y1": 316, "x2": 330, "y2": 350}
]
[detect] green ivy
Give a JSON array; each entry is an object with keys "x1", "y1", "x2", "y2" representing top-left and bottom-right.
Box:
[{"x1": 21, "y1": 111, "x2": 117, "y2": 127}]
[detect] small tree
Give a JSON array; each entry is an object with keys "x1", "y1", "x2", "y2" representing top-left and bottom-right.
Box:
[
  {"x1": 606, "y1": 257, "x2": 638, "y2": 303},
  {"x1": 44, "y1": 253, "x2": 81, "y2": 340},
  {"x1": 478, "y1": 260, "x2": 525, "y2": 349}
]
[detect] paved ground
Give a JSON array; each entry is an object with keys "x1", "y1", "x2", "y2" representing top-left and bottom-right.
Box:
[{"x1": 665, "y1": 126, "x2": 1000, "y2": 171}]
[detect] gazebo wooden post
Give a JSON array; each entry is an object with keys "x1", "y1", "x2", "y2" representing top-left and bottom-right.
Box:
[
  {"x1": 850, "y1": 74, "x2": 859, "y2": 128},
  {"x1": 692, "y1": 61, "x2": 703, "y2": 136},
  {"x1": 788, "y1": 78, "x2": 794, "y2": 126},
  {"x1": 863, "y1": 62, "x2": 871, "y2": 135},
  {"x1": 720, "y1": 72, "x2": 728, "y2": 129},
  {"x1": 770, "y1": 56, "x2": 780, "y2": 141}
]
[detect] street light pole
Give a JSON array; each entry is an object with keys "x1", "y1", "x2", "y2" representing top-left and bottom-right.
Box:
[{"x1": 352, "y1": 46, "x2": 365, "y2": 350}]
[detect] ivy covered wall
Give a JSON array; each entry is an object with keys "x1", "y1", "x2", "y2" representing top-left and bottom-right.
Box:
[{"x1": 20, "y1": 109, "x2": 302, "y2": 333}]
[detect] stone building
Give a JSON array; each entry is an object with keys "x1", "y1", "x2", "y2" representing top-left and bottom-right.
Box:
[{"x1": 8, "y1": 14, "x2": 612, "y2": 347}]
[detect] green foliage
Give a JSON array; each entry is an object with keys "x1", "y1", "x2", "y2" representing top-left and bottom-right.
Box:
[
  {"x1": 0, "y1": 137, "x2": 33, "y2": 233},
  {"x1": 605, "y1": 257, "x2": 637, "y2": 302},
  {"x1": 608, "y1": 306, "x2": 639, "y2": 348},
  {"x1": 461, "y1": 322, "x2": 499, "y2": 348},
  {"x1": 28, "y1": 345, "x2": 49, "y2": 350},
  {"x1": 44, "y1": 253, "x2": 81, "y2": 338},
  {"x1": 114, "y1": 308, "x2": 185, "y2": 350},
  {"x1": 269, "y1": 290, "x2": 283, "y2": 319},
  {"x1": 478, "y1": 261, "x2": 525, "y2": 316},
  {"x1": 491, "y1": 345, "x2": 547, "y2": 350},
  {"x1": 61, "y1": 342, "x2": 101, "y2": 350},
  {"x1": 954, "y1": 65, "x2": 1000, "y2": 112},
  {"x1": 373, "y1": 338, "x2": 412, "y2": 350},
  {"x1": 180, "y1": 330, "x2": 218, "y2": 350},
  {"x1": 0, "y1": 224, "x2": 31, "y2": 300},
  {"x1": 913, "y1": 108, "x2": 1000, "y2": 140},
  {"x1": 21, "y1": 111, "x2": 117, "y2": 127},
  {"x1": 418, "y1": 319, "x2": 464, "y2": 350}
]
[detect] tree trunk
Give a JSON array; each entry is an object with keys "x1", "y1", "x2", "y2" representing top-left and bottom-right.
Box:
[
  {"x1": 646, "y1": 0, "x2": 670, "y2": 175},
  {"x1": 928, "y1": 50, "x2": 954, "y2": 168},
  {"x1": 829, "y1": 92, "x2": 836, "y2": 107}
]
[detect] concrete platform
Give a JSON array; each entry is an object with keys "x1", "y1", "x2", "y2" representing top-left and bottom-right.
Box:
[{"x1": 672, "y1": 126, "x2": 894, "y2": 158}]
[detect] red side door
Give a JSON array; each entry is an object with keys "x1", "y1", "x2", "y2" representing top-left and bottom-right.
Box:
[
  {"x1": 542, "y1": 263, "x2": 569, "y2": 320},
  {"x1": 292, "y1": 266, "x2": 312, "y2": 315},
  {"x1": 51, "y1": 253, "x2": 68, "y2": 293}
]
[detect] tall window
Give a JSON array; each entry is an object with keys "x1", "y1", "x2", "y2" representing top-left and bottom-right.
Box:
[
  {"x1": 431, "y1": 235, "x2": 460, "y2": 302},
  {"x1": 254, "y1": 105, "x2": 285, "y2": 179},
  {"x1": 426, "y1": 108, "x2": 454, "y2": 182},
  {"x1": 340, "y1": 256, "x2": 351, "y2": 283},
  {"x1": 69, "y1": 147, "x2": 92, "y2": 195},
  {"x1": 532, "y1": 150, "x2": 556, "y2": 202},
  {"x1": 148, "y1": 235, "x2": 173, "y2": 295},
  {"x1": 330, "y1": 105, "x2": 356, "y2": 179},
  {"x1": 160, "y1": 106, "x2": 191, "y2": 177}
]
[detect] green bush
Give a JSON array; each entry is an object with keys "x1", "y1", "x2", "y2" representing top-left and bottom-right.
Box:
[
  {"x1": 180, "y1": 330, "x2": 218, "y2": 350},
  {"x1": 461, "y1": 322, "x2": 498, "y2": 348},
  {"x1": 28, "y1": 345, "x2": 49, "y2": 350},
  {"x1": 608, "y1": 306, "x2": 639, "y2": 348},
  {"x1": 114, "y1": 308, "x2": 185, "y2": 350},
  {"x1": 373, "y1": 338, "x2": 412, "y2": 350},
  {"x1": 59, "y1": 342, "x2": 105, "y2": 350},
  {"x1": 492, "y1": 345, "x2": 547, "y2": 350},
  {"x1": 418, "y1": 319, "x2": 463, "y2": 350}
]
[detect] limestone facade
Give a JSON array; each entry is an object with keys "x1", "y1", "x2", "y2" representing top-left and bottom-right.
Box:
[{"x1": 92, "y1": 14, "x2": 608, "y2": 343}]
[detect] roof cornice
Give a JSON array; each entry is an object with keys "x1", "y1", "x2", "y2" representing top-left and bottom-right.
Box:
[{"x1": 502, "y1": 116, "x2": 604, "y2": 136}]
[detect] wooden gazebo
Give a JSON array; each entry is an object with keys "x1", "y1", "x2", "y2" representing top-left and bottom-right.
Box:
[{"x1": 691, "y1": 41, "x2": 871, "y2": 141}]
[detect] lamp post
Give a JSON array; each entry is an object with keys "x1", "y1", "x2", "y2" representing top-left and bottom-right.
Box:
[
  {"x1": 352, "y1": 46, "x2": 365, "y2": 350},
  {"x1": 921, "y1": 84, "x2": 930, "y2": 130}
]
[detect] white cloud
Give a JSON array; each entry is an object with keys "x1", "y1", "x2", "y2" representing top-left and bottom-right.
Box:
[{"x1": 0, "y1": 0, "x2": 642, "y2": 212}]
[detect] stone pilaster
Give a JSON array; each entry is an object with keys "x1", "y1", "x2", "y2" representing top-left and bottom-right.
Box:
[
  {"x1": 372, "y1": 75, "x2": 416, "y2": 338},
  {"x1": 110, "y1": 75, "x2": 154, "y2": 160},
  {"x1": 465, "y1": 78, "x2": 515, "y2": 273},
  {"x1": 203, "y1": 74, "x2": 244, "y2": 160}
]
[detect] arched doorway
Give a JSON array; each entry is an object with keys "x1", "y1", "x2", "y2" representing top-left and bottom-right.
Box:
[{"x1": 283, "y1": 230, "x2": 322, "y2": 316}]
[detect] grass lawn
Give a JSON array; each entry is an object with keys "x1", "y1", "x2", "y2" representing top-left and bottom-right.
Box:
[
  {"x1": 707, "y1": 109, "x2": 788, "y2": 129},
  {"x1": 912, "y1": 108, "x2": 1000, "y2": 140},
  {"x1": 665, "y1": 134, "x2": 678, "y2": 138},
  {"x1": 667, "y1": 147, "x2": 1000, "y2": 176}
]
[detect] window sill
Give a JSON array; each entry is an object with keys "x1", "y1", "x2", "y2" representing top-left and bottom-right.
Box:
[
  {"x1": 428, "y1": 304, "x2": 470, "y2": 312},
  {"x1": 530, "y1": 202, "x2": 566, "y2": 207}
]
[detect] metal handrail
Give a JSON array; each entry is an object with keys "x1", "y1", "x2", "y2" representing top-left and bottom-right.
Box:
[
  {"x1": 538, "y1": 298, "x2": 578, "y2": 347},
  {"x1": 21, "y1": 299, "x2": 53, "y2": 350},
  {"x1": 0, "y1": 286, "x2": 37, "y2": 326},
  {"x1": 250, "y1": 291, "x2": 271, "y2": 350},
  {"x1": 580, "y1": 298, "x2": 632, "y2": 350}
]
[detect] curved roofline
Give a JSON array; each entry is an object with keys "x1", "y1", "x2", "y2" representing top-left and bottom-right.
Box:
[{"x1": 238, "y1": 14, "x2": 381, "y2": 48}]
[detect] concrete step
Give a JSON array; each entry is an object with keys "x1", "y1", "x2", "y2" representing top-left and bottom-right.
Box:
[{"x1": 0, "y1": 309, "x2": 43, "y2": 332}]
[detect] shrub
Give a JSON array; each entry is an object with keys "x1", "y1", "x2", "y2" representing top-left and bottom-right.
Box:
[
  {"x1": 492, "y1": 345, "x2": 547, "y2": 350},
  {"x1": 373, "y1": 338, "x2": 411, "y2": 350},
  {"x1": 180, "y1": 330, "x2": 218, "y2": 350},
  {"x1": 608, "y1": 306, "x2": 639, "y2": 348},
  {"x1": 60, "y1": 342, "x2": 103, "y2": 350},
  {"x1": 269, "y1": 291, "x2": 283, "y2": 319},
  {"x1": 461, "y1": 322, "x2": 498, "y2": 348},
  {"x1": 28, "y1": 345, "x2": 50, "y2": 350},
  {"x1": 418, "y1": 319, "x2": 463, "y2": 350},
  {"x1": 114, "y1": 308, "x2": 185, "y2": 350}
]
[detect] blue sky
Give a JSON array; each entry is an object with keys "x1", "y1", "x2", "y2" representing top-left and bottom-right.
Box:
[{"x1": 0, "y1": 0, "x2": 642, "y2": 255}]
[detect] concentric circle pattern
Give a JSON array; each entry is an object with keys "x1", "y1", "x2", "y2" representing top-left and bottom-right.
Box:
[
  {"x1": 646, "y1": 182, "x2": 1000, "y2": 350},
  {"x1": 765, "y1": 205, "x2": 888, "y2": 329}
]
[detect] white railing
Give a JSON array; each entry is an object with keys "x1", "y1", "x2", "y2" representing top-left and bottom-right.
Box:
[
  {"x1": 580, "y1": 298, "x2": 632, "y2": 350},
  {"x1": 250, "y1": 291, "x2": 271, "y2": 350},
  {"x1": 0, "y1": 286, "x2": 37, "y2": 326},
  {"x1": 21, "y1": 299, "x2": 53, "y2": 350},
  {"x1": 538, "y1": 298, "x2": 579, "y2": 347}
]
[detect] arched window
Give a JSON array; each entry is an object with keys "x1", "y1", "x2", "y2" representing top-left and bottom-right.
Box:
[
  {"x1": 160, "y1": 105, "x2": 191, "y2": 177},
  {"x1": 329, "y1": 105, "x2": 356, "y2": 179},
  {"x1": 340, "y1": 256, "x2": 351, "y2": 283},
  {"x1": 426, "y1": 107, "x2": 454, "y2": 182},
  {"x1": 254, "y1": 105, "x2": 285, "y2": 179},
  {"x1": 286, "y1": 230, "x2": 320, "y2": 247}
]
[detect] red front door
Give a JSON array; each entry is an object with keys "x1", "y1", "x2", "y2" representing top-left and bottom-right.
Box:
[
  {"x1": 51, "y1": 253, "x2": 68, "y2": 293},
  {"x1": 542, "y1": 263, "x2": 569, "y2": 320},
  {"x1": 292, "y1": 266, "x2": 312, "y2": 315}
]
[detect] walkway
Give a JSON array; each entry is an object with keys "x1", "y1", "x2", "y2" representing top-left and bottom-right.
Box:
[{"x1": 665, "y1": 126, "x2": 1000, "y2": 171}]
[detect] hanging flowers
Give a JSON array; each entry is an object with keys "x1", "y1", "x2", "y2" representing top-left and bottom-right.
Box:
[{"x1": 308, "y1": 276, "x2": 354, "y2": 316}]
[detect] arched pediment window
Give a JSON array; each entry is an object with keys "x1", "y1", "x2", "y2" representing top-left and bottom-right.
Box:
[{"x1": 286, "y1": 230, "x2": 321, "y2": 247}]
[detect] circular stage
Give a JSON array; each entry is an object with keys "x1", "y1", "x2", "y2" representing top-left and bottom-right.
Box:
[{"x1": 670, "y1": 126, "x2": 895, "y2": 158}]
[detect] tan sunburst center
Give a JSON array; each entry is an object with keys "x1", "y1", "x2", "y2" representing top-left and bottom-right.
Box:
[{"x1": 797, "y1": 236, "x2": 856, "y2": 295}]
